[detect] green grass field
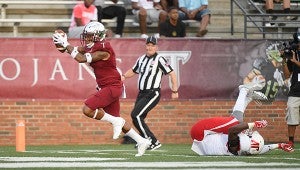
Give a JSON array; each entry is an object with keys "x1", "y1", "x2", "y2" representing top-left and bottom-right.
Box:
[{"x1": 0, "y1": 144, "x2": 299, "y2": 169}]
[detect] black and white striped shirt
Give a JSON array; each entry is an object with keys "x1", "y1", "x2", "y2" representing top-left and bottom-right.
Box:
[{"x1": 132, "y1": 53, "x2": 173, "y2": 91}]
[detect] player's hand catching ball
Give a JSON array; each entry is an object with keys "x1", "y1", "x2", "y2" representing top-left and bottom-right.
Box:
[{"x1": 52, "y1": 29, "x2": 69, "y2": 53}]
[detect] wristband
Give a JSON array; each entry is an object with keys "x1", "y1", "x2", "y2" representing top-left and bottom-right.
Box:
[
  {"x1": 172, "y1": 90, "x2": 178, "y2": 93},
  {"x1": 85, "y1": 53, "x2": 92, "y2": 63},
  {"x1": 71, "y1": 46, "x2": 79, "y2": 59},
  {"x1": 248, "y1": 122, "x2": 255, "y2": 129}
]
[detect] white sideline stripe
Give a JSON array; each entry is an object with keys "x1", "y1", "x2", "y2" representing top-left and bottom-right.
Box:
[
  {"x1": 0, "y1": 161, "x2": 299, "y2": 168},
  {"x1": 0, "y1": 157, "x2": 125, "y2": 162}
]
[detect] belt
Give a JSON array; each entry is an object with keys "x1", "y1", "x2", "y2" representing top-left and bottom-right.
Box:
[{"x1": 139, "y1": 88, "x2": 160, "y2": 93}]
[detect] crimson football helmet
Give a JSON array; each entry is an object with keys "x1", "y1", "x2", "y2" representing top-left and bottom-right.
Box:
[{"x1": 80, "y1": 21, "x2": 106, "y2": 48}]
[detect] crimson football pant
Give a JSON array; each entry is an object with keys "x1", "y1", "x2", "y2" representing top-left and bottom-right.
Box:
[
  {"x1": 131, "y1": 89, "x2": 160, "y2": 144},
  {"x1": 85, "y1": 86, "x2": 122, "y2": 117}
]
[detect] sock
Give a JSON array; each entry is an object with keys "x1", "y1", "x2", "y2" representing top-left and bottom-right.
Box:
[
  {"x1": 101, "y1": 112, "x2": 117, "y2": 123},
  {"x1": 284, "y1": 8, "x2": 290, "y2": 14},
  {"x1": 289, "y1": 137, "x2": 294, "y2": 143},
  {"x1": 232, "y1": 88, "x2": 248, "y2": 113},
  {"x1": 231, "y1": 110, "x2": 244, "y2": 122},
  {"x1": 125, "y1": 128, "x2": 146, "y2": 144},
  {"x1": 266, "y1": 9, "x2": 273, "y2": 14}
]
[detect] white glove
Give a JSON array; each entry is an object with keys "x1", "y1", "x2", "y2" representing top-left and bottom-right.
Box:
[{"x1": 52, "y1": 33, "x2": 69, "y2": 48}]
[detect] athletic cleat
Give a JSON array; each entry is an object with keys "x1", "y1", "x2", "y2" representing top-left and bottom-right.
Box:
[
  {"x1": 278, "y1": 143, "x2": 294, "y2": 152},
  {"x1": 135, "y1": 139, "x2": 151, "y2": 157},
  {"x1": 112, "y1": 117, "x2": 125, "y2": 140},
  {"x1": 147, "y1": 141, "x2": 162, "y2": 151}
]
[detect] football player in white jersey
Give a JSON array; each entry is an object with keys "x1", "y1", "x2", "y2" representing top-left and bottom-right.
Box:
[{"x1": 190, "y1": 81, "x2": 294, "y2": 156}]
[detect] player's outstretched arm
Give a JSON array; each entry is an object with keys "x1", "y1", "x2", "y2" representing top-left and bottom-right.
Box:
[{"x1": 260, "y1": 143, "x2": 294, "y2": 154}]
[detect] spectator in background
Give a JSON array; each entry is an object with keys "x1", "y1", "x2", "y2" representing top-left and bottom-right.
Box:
[
  {"x1": 121, "y1": 36, "x2": 179, "y2": 150},
  {"x1": 160, "y1": 0, "x2": 178, "y2": 11},
  {"x1": 159, "y1": 7, "x2": 186, "y2": 37},
  {"x1": 178, "y1": 0, "x2": 211, "y2": 37},
  {"x1": 131, "y1": 0, "x2": 168, "y2": 38},
  {"x1": 68, "y1": 0, "x2": 98, "y2": 38},
  {"x1": 265, "y1": 0, "x2": 297, "y2": 26},
  {"x1": 94, "y1": 0, "x2": 126, "y2": 38}
]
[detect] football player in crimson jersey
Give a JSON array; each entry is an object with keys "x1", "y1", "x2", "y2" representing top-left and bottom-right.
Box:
[
  {"x1": 190, "y1": 83, "x2": 294, "y2": 156},
  {"x1": 52, "y1": 21, "x2": 151, "y2": 157}
]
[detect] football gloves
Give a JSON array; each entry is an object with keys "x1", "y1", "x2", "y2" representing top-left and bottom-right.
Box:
[
  {"x1": 52, "y1": 33, "x2": 69, "y2": 48},
  {"x1": 278, "y1": 143, "x2": 294, "y2": 152},
  {"x1": 254, "y1": 120, "x2": 268, "y2": 128}
]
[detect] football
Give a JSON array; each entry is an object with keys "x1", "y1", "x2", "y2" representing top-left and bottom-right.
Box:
[{"x1": 54, "y1": 29, "x2": 66, "y2": 53}]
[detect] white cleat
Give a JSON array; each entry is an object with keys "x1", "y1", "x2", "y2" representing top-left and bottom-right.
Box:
[
  {"x1": 112, "y1": 117, "x2": 125, "y2": 140},
  {"x1": 135, "y1": 139, "x2": 151, "y2": 157}
]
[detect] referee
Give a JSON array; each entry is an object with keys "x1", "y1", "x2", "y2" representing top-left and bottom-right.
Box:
[{"x1": 122, "y1": 36, "x2": 179, "y2": 150}]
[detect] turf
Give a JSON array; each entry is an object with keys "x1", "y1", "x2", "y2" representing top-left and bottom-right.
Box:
[{"x1": 0, "y1": 144, "x2": 299, "y2": 169}]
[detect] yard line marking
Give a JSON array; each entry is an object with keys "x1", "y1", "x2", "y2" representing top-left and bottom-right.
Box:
[
  {"x1": 0, "y1": 157, "x2": 126, "y2": 162},
  {"x1": 0, "y1": 161, "x2": 299, "y2": 168}
]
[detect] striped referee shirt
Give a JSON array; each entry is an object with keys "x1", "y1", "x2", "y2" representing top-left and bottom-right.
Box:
[{"x1": 132, "y1": 53, "x2": 173, "y2": 91}]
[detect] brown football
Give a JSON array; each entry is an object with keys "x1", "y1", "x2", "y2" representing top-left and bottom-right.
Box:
[{"x1": 54, "y1": 29, "x2": 66, "y2": 53}]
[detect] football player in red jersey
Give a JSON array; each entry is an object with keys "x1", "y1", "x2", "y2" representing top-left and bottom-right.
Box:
[
  {"x1": 190, "y1": 83, "x2": 294, "y2": 156},
  {"x1": 191, "y1": 116, "x2": 294, "y2": 156},
  {"x1": 52, "y1": 21, "x2": 151, "y2": 157}
]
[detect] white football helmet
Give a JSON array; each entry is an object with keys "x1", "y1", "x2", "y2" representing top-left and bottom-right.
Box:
[
  {"x1": 80, "y1": 21, "x2": 106, "y2": 48},
  {"x1": 239, "y1": 131, "x2": 264, "y2": 155}
]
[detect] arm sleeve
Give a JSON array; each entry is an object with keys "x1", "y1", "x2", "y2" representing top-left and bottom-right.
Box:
[
  {"x1": 73, "y1": 5, "x2": 83, "y2": 19},
  {"x1": 178, "y1": 0, "x2": 185, "y2": 8},
  {"x1": 92, "y1": 8, "x2": 98, "y2": 21},
  {"x1": 158, "y1": 56, "x2": 173, "y2": 75},
  {"x1": 132, "y1": 57, "x2": 141, "y2": 74},
  {"x1": 259, "y1": 144, "x2": 277, "y2": 154}
]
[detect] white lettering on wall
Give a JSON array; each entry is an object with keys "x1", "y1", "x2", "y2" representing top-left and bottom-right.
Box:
[
  {"x1": 49, "y1": 59, "x2": 68, "y2": 80},
  {"x1": 0, "y1": 58, "x2": 20, "y2": 80},
  {"x1": 32, "y1": 59, "x2": 39, "y2": 86},
  {"x1": 159, "y1": 51, "x2": 191, "y2": 88}
]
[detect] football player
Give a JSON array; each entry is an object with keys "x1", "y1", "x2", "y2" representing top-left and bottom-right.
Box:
[
  {"x1": 52, "y1": 21, "x2": 151, "y2": 157},
  {"x1": 191, "y1": 117, "x2": 293, "y2": 156},
  {"x1": 190, "y1": 81, "x2": 294, "y2": 156}
]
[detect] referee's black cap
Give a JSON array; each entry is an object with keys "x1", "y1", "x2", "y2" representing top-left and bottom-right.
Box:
[{"x1": 146, "y1": 36, "x2": 157, "y2": 45}]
